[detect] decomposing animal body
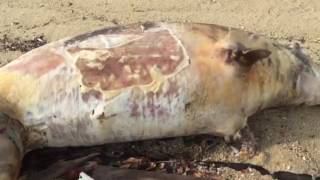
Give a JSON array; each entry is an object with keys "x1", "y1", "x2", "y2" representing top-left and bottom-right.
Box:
[{"x1": 0, "y1": 22, "x2": 317, "y2": 179}]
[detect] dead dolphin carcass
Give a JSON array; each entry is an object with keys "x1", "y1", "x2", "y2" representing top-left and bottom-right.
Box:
[{"x1": 0, "y1": 22, "x2": 317, "y2": 180}]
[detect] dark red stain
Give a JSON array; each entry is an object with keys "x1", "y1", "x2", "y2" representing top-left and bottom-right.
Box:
[
  {"x1": 0, "y1": 128, "x2": 6, "y2": 134},
  {"x1": 157, "y1": 108, "x2": 169, "y2": 118},
  {"x1": 129, "y1": 91, "x2": 170, "y2": 119},
  {"x1": 8, "y1": 51, "x2": 64, "y2": 76},
  {"x1": 147, "y1": 92, "x2": 157, "y2": 118},
  {"x1": 73, "y1": 30, "x2": 184, "y2": 90},
  {"x1": 82, "y1": 90, "x2": 103, "y2": 102},
  {"x1": 164, "y1": 80, "x2": 179, "y2": 98},
  {"x1": 146, "y1": 92, "x2": 169, "y2": 119},
  {"x1": 130, "y1": 102, "x2": 141, "y2": 118},
  {"x1": 164, "y1": 79, "x2": 180, "y2": 105}
]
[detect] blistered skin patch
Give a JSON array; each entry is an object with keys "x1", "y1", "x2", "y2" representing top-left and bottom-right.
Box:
[{"x1": 68, "y1": 29, "x2": 186, "y2": 92}]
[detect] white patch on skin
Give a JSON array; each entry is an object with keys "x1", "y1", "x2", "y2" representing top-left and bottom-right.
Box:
[
  {"x1": 70, "y1": 50, "x2": 110, "y2": 62},
  {"x1": 170, "y1": 55, "x2": 180, "y2": 61},
  {"x1": 102, "y1": 35, "x2": 143, "y2": 48},
  {"x1": 150, "y1": 54, "x2": 161, "y2": 58},
  {"x1": 118, "y1": 56, "x2": 126, "y2": 63},
  {"x1": 76, "y1": 34, "x2": 144, "y2": 49},
  {"x1": 123, "y1": 65, "x2": 132, "y2": 73},
  {"x1": 86, "y1": 61, "x2": 104, "y2": 70},
  {"x1": 128, "y1": 73, "x2": 140, "y2": 80},
  {"x1": 108, "y1": 74, "x2": 116, "y2": 82},
  {"x1": 89, "y1": 99, "x2": 106, "y2": 120}
]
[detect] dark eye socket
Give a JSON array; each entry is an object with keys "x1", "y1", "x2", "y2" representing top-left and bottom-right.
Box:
[
  {"x1": 224, "y1": 49, "x2": 233, "y2": 63},
  {"x1": 224, "y1": 48, "x2": 242, "y2": 64}
]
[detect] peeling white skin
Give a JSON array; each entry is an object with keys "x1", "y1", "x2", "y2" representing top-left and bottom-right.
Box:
[{"x1": 0, "y1": 23, "x2": 315, "y2": 150}]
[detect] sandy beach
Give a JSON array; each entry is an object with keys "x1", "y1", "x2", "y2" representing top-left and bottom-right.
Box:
[{"x1": 0, "y1": 0, "x2": 319, "y2": 179}]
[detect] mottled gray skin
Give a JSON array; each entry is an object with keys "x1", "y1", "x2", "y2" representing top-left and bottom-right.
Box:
[{"x1": 0, "y1": 22, "x2": 318, "y2": 180}]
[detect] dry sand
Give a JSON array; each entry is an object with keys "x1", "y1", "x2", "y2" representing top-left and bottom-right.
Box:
[{"x1": 0, "y1": 0, "x2": 320, "y2": 179}]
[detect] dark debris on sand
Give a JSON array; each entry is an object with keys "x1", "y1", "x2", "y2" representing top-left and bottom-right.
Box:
[
  {"x1": 0, "y1": 34, "x2": 47, "y2": 52},
  {"x1": 20, "y1": 136, "x2": 319, "y2": 180},
  {"x1": 21, "y1": 137, "x2": 222, "y2": 180}
]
